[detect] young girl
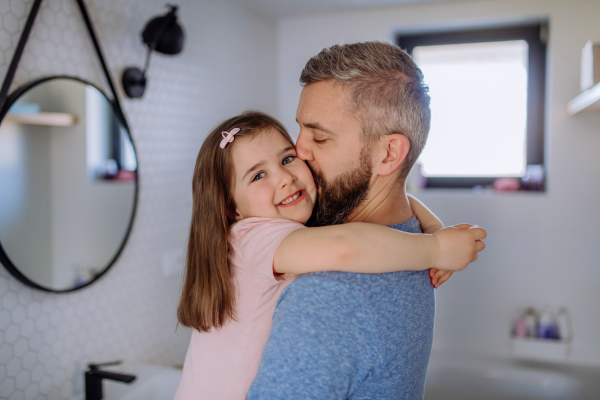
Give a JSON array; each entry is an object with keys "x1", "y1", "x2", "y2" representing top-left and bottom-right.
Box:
[{"x1": 174, "y1": 111, "x2": 485, "y2": 400}]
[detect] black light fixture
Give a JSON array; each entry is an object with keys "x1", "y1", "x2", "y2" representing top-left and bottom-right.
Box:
[{"x1": 122, "y1": 4, "x2": 184, "y2": 98}]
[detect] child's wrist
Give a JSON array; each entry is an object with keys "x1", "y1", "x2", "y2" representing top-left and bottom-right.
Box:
[{"x1": 430, "y1": 234, "x2": 441, "y2": 269}]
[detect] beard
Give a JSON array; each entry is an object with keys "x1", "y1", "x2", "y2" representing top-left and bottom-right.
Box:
[{"x1": 306, "y1": 147, "x2": 372, "y2": 227}]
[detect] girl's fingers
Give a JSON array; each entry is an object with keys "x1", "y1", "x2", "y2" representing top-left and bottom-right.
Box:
[
  {"x1": 475, "y1": 241, "x2": 486, "y2": 252},
  {"x1": 471, "y1": 228, "x2": 487, "y2": 240},
  {"x1": 434, "y1": 270, "x2": 451, "y2": 288},
  {"x1": 436, "y1": 271, "x2": 454, "y2": 286},
  {"x1": 453, "y1": 224, "x2": 472, "y2": 229},
  {"x1": 430, "y1": 268, "x2": 439, "y2": 286}
]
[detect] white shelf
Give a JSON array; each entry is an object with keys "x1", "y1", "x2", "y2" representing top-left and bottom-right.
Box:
[
  {"x1": 510, "y1": 337, "x2": 570, "y2": 362},
  {"x1": 567, "y1": 82, "x2": 600, "y2": 115},
  {"x1": 4, "y1": 112, "x2": 77, "y2": 126}
]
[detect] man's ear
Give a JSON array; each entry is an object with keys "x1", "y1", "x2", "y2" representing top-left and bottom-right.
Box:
[{"x1": 374, "y1": 133, "x2": 410, "y2": 177}]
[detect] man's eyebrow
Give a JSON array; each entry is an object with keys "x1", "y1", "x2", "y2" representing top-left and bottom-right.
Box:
[{"x1": 297, "y1": 120, "x2": 336, "y2": 135}]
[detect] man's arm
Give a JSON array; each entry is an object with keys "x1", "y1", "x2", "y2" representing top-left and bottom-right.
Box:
[{"x1": 246, "y1": 277, "x2": 381, "y2": 400}]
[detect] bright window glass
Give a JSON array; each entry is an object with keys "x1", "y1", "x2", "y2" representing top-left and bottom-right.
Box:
[{"x1": 413, "y1": 40, "x2": 529, "y2": 177}]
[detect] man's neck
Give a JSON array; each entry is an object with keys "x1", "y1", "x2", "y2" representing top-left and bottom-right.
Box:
[{"x1": 345, "y1": 179, "x2": 413, "y2": 226}]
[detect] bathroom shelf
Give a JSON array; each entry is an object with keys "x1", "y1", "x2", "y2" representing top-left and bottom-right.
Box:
[
  {"x1": 4, "y1": 112, "x2": 77, "y2": 126},
  {"x1": 567, "y1": 82, "x2": 600, "y2": 115},
  {"x1": 510, "y1": 337, "x2": 570, "y2": 362}
]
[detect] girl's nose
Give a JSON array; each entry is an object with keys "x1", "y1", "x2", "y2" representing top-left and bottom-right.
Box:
[{"x1": 277, "y1": 168, "x2": 295, "y2": 188}]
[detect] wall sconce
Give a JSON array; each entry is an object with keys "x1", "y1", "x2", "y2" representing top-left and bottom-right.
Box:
[{"x1": 122, "y1": 4, "x2": 184, "y2": 98}]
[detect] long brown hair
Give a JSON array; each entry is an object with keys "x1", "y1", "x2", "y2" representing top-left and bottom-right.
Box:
[{"x1": 177, "y1": 111, "x2": 293, "y2": 332}]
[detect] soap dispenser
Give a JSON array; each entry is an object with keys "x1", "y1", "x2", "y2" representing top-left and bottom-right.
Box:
[{"x1": 557, "y1": 308, "x2": 571, "y2": 341}]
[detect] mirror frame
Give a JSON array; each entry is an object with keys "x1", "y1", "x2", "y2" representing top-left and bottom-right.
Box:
[{"x1": 0, "y1": 75, "x2": 139, "y2": 293}]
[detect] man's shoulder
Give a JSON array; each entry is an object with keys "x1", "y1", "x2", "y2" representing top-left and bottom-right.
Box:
[
  {"x1": 282, "y1": 270, "x2": 400, "y2": 304},
  {"x1": 279, "y1": 272, "x2": 366, "y2": 308},
  {"x1": 388, "y1": 214, "x2": 423, "y2": 234},
  {"x1": 290, "y1": 269, "x2": 430, "y2": 290},
  {"x1": 279, "y1": 269, "x2": 432, "y2": 318}
]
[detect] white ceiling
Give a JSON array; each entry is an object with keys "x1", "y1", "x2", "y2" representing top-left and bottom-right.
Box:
[{"x1": 229, "y1": 0, "x2": 472, "y2": 19}]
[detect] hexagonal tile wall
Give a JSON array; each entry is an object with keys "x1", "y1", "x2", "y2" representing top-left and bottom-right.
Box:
[{"x1": 0, "y1": 0, "x2": 278, "y2": 399}]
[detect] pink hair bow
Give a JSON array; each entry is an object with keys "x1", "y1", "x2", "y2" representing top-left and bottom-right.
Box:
[{"x1": 219, "y1": 128, "x2": 241, "y2": 149}]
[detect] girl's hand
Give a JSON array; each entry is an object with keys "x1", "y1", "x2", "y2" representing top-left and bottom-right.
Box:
[
  {"x1": 429, "y1": 268, "x2": 453, "y2": 288},
  {"x1": 431, "y1": 224, "x2": 486, "y2": 271}
]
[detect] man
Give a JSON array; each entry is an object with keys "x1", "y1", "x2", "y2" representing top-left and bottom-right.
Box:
[{"x1": 247, "y1": 41, "x2": 439, "y2": 399}]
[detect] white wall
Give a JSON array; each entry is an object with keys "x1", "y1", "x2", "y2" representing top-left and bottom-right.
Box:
[
  {"x1": 276, "y1": 0, "x2": 600, "y2": 366},
  {"x1": 0, "y1": 0, "x2": 278, "y2": 399}
]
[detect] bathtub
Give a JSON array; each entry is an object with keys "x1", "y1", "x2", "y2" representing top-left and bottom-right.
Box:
[{"x1": 425, "y1": 351, "x2": 600, "y2": 400}]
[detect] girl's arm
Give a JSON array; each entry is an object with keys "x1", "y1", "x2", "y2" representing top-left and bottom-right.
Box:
[
  {"x1": 273, "y1": 222, "x2": 486, "y2": 275},
  {"x1": 408, "y1": 194, "x2": 458, "y2": 288},
  {"x1": 408, "y1": 194, "x2": 443, "y2": 234}
]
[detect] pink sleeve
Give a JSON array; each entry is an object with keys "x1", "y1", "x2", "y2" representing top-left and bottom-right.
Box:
[{"x1": 230, "y1": 217, "x2": 305, "y2": 281}]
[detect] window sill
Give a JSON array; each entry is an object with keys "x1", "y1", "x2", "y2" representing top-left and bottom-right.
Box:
[{"x1": 408, "y1": 187, "x2": 547, "y2": 198}]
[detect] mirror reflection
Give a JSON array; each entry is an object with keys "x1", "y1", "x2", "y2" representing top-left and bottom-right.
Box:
[{"x1": 0, "y1": 78, "x2": 137, "y2": 292}]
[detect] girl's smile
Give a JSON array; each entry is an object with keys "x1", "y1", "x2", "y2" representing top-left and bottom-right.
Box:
[
  {"x1": 231, "y1": 128, "x2": 317, "y2": 224},
  {"x1": 278, "y1": 190, "x2": 306, "y2": 206}
]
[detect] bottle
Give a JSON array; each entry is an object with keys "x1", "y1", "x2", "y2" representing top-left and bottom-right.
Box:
[
  {"x1": 557, "y1": 308, "x2": 571, "y2": 341},
  {"x1": 513, "y1": 317, "x2": 527, "y2": 338},
  {"x1": 538, "y1": 307, "x2": 559, "y2": 339},
  {"x1": 524, "y1": 308, "x2": 537, "y2": 337}
]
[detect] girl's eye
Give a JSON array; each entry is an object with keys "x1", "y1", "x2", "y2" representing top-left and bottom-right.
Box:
[
  {"x1": 313, "y1": 138, "x2": 327, "y2": 144},
  {"x1": 252, "y1": 172, "x2": 266, "y2": 182},
  {"x1": 282, "y1": 155, "x2": 294, "y2": 165}
]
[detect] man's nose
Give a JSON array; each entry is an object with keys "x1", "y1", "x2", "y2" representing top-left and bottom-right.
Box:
[{"x1": 295, "y1": 131, "x2": 313, "y2": 162}]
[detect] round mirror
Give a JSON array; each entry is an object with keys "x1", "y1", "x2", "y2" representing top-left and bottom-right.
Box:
[{"x1": 0, "y1": 77, "x2": 138, "y2": 292}]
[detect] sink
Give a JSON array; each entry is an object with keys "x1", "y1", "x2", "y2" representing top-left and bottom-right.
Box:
[{"x1": 103, "y1": 364, "x2": 182, "y2": 400}]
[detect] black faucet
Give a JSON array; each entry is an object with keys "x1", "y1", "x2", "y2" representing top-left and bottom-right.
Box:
[{"x1": 85, "y1": 361, "x2": 136, "y2": 400}]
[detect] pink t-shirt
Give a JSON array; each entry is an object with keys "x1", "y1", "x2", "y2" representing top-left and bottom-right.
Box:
[{"x1": 173, "y1": 217, "x2": 305, "y2": 400}]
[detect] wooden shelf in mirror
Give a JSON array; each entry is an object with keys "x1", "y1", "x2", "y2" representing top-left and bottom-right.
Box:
[
  {"x1": 4, "y1": 112, "x2": 78, "y2": 126},
  {"x1": 567, "y1": 82, "x2": 600, "y2": 116}
]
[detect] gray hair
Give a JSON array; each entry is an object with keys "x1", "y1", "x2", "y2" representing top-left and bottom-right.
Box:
[{"x1": 300, "y1": 41, "x2": 431, "y2": 178}]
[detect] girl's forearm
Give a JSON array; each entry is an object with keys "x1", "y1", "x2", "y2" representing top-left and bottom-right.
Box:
[
  {"x1": 334, "y1": 223, "x2": 439, "y2": 272},
  {"x1": 273, "y1": 222, "x2": 439, "y2": 275},
  {"x1": 408, "y1": 194, "x2": 443, "y2": 233}
]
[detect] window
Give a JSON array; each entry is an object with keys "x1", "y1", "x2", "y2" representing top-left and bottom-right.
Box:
[{"x1": 398, "y1": 24, "x2": 547, "y2": 189}]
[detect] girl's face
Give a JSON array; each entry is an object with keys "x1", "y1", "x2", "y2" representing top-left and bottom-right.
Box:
[{"x1": 231, "y1": 127, "x2": 317, "y2": 224}]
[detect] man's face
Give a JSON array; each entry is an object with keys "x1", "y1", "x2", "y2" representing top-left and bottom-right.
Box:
[{"x1": 296, "y1": 81, "x2": 372, "y2": 226}]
